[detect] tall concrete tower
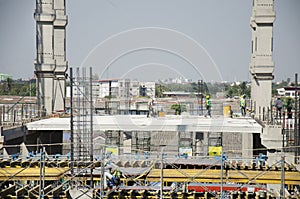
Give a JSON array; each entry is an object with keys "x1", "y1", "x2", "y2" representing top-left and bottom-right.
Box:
[
  {"x1": 250, "y1": 0, "x2": 275, "y2": 115},
  {"x1": 34, "y1": 0, "x2": 68, "y2": 115}
]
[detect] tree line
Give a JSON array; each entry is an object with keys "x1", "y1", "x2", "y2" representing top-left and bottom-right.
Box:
[
  {"x1": 155, "y1": 81, "x2": 251, "y2": 98},
  {"x1": 0, "y1": 78, "x2": 289, "y2": 98},
  {"x1": 0, "y1": 78, "x2": 36, "y2": 96}
]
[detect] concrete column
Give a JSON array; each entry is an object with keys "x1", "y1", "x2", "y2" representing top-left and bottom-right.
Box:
[
  {"x1": 242, "y1": 133, "x2": 253, "y2": 159},
  {"x1": 249, "y1": 0, "x2": 275, "y2": 115},
  {"x1": 34, "y1": 0, "x2": 56, "y2": 115},
  {"x1": 53, "y1": 0, "x2": 68, "y2": 112},
  {"x1": 34, "y1": 0, "x2": 68, "y2": 115}
]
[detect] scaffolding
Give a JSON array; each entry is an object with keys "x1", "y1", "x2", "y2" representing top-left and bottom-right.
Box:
[
  {"x1": 105, "y1": 130, "x2": 122, "y2": 155},
  {"x1": 70, "y1": 67, "x2": 94, "y2": 163},
  {"x1": 133, "y1": 131, "x2": 151, "y2": 155}
]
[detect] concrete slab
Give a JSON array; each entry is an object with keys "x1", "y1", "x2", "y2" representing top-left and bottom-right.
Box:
[{"x1": 26, "y1": 115, "x2": 262, "y2": 134}]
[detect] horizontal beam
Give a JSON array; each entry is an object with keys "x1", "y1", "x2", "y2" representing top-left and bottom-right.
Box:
[{"x1": 147, "y1": 169, "x2": 300, "y2": 185}]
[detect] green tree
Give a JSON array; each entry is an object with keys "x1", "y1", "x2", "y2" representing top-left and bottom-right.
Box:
[
  {"x1": 155, "y1": 83, "x2": 169, "y2": 98},
  {"x1": 225, "y1": 82, "x2": 250, "y2": 98},
  {"x1": 0, "y1": 79, "x2": 36, "y2": 96}
]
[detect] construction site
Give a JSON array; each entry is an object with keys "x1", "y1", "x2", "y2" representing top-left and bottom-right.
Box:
[
  {"x1": 1, "y1": 0, "x2": 300, "y2": 198},
  {"x1": 1, "y1": 68, "x2": 300, "y2": 199}
]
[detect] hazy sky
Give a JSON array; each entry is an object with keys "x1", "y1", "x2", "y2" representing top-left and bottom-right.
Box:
[{"x1": 0, "y1": 0, "x2": 299, "y2": 82}]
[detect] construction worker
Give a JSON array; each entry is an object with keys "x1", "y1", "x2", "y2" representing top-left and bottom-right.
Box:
[
  {"x1": 274, "y1": 97, "x2": 283, "y2": 120},
  {"x1": 147, "y1": 98, "x2": 154, "y2": 117},
  {"x1": 240, "y1": 95, "x2": 246, "y2": 117},
  {"x1": 106, "y1": 168, "x2": 121, "y2": 189},
  {"x1": 286, "y1": 97, "x2": 293, "y2": 119},
  {"x1": 205, "y1": 95, "x2": 211, "y2": 118}
]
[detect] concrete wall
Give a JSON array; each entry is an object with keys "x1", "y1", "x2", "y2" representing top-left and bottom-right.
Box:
[
  {"x1": 103, "y1": 130, "x2": 255, "y2": 159},
  {"x1": 261, "y1": 125, "x2": 296, "y2": 165}
]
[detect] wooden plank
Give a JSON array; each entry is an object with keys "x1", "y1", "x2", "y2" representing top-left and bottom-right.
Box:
[
  {"x1": 146, "y1": 169, "x2": 300, "y2": 185},
  {"x1": 0, "y1": 167, "x2": 69, "y2": 181}
]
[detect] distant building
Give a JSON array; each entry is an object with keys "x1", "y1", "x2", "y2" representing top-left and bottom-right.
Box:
[
  {"x1": 96, "y1": 79, "x2": 119, "y2": 98},
  {"x1": 158, "y1": 77, "x2": 192, "y2": 84},
  {"x1": 277, "y1": 87, "x2": 299, "y2": 98},
  {"x1": 67, "y1": 79, "x2": 156, "y2": 100},
  {"x1": 118, "y1": 79, "x2": 139, "y2": 98},
  {"x1": 140, "y1": 81, "x2": 155, "y2": 98},
  {"x1": 0, "y1": 73, "x2": 12, "y2": 82}
]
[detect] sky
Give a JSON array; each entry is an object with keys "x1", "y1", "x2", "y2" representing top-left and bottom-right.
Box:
[{"x1": 0, "y1": 0, "x2": 299, "y2": 82}]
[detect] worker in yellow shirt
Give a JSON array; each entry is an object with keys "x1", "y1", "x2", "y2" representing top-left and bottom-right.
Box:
[
  {"x1": 240, "y1": 95, "x2": 246, "y2": 117},
  {"x1": 205, "y1": 95, "x2": 211, "y2": 118}
]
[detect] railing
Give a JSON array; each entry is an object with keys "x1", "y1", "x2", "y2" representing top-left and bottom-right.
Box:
[{"x1": 0, "y1": 104, "x2": 39, "y2": 128}]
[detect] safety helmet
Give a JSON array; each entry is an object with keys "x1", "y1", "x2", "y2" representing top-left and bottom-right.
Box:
[{"x1": 206, "y1": 95, "x2": 210, "y2": 99}]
